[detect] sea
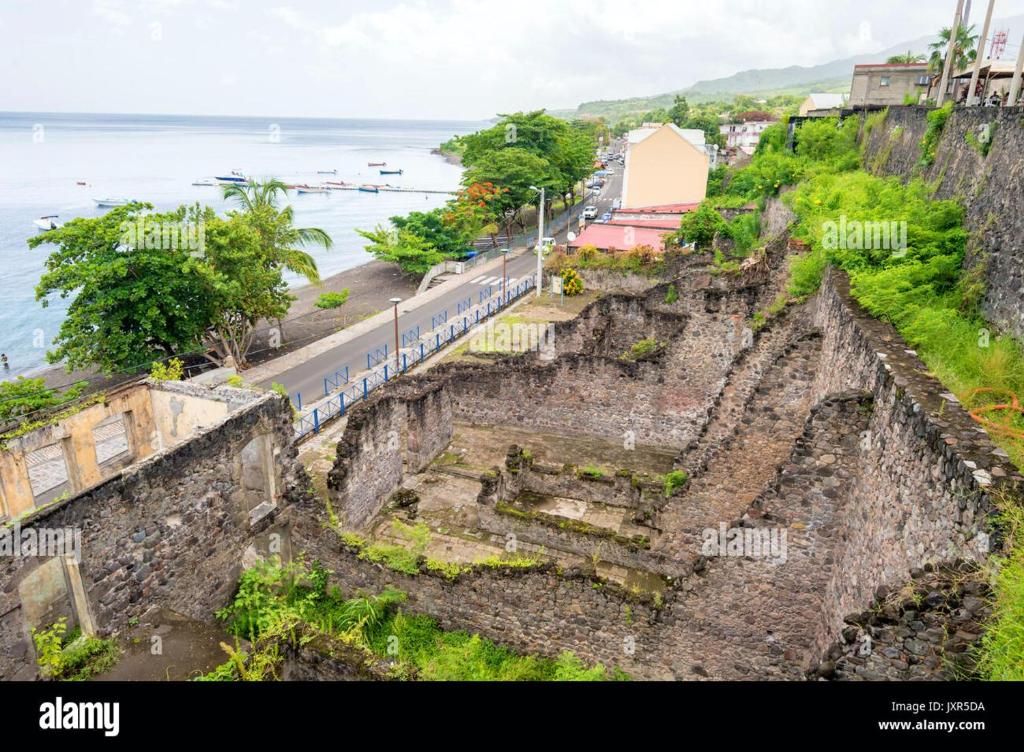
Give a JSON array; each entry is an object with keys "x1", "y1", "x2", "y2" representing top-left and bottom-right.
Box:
[{"x1": 0, "y1": 111, "x2": 483, "y2": 379}]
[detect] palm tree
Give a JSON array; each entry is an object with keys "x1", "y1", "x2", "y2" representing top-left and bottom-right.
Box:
[
  {"x1": 223, "y1": 178, "x2": 332, "y2": 285},
  {"x1": 886, "y1": 51, "x2": 925, "y2": 64},
  {"x1": 928, "y1": 24, "x2": 978, "y2": 74}
]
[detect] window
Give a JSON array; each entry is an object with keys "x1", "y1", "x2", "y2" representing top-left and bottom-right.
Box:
[
  {"x1": 916, "y1": 76, "x2": 930, "y2": 86},
  {"x1": 879, "y1": 76, "x2": 891, "y2": 87},
  {"x1": 26, "y1": 442, "x2": 71, "y2": 505},
  {"x1": 92, "y1": 412, "x2": 131, "y2": 466}
]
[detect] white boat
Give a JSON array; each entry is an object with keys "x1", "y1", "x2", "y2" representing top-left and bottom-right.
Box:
[
  {"x1": 316, "y1": 169, "x2": 337, "y2": 175},
  {"x1": 192, "y1": 179, "x2": 216, "y2": 187},
  {"x1": 93, "y1": 197, "x2": 131, "y2": 208},
  {"x1": 33, "y1": 215, "x2": 62, "y2": 231},
  {"x1": 296, "y1": 186, "x2": 330, "y2": 195}
]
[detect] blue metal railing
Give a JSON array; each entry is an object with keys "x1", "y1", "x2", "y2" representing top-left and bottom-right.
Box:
[
  {"x1": 456, "y1": 296, "x2": 472, "y2": 314},
  {"x1": 323, "y1": 366, "x2": 350, "y2": 396},
  {"x1": 401, "y1": 325, "x2": 421, "y2": 348},
  {"x1": 431, "y1": 309, "x2": 449, "y2": 329},
  {"x1": 366, "y1": 343, "x2": 389, "y2": 369},
  {"x1": 295, "y1": 275, "x2": 535, "y2": 438}
]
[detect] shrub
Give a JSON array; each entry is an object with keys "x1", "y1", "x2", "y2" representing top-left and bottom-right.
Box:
[
  {"x1": 561, "y1": 267, "x2": 583, "y2": 296},
  {"x1": 664, "y1": 284, "x2": 678, "y2": 304},
  {"x1": 315, "y1": 289, "x2": 351, "y2": 309},
  {"x1": 225, "y1": 374, "x2": 244, "y2": 388},
  {"x1": 620, "y1": 338, "x2": 663, "y2": 362},
  {"x1": 31, "y1": 618, "x2": 119, "y2": 681},
  {"x1": 663, "y1": 470, "x2": 689, "y2": 497},
  {"x1": 150, "y1": 357, "x2": 184, "y2": 381},
  {"x1": 675, "y1": 203, "x2": 727, "y2": 248},
  {"x1": 919, "y1": 102, "x2": 953, "y2": 167},
  {"x1": 0, "y1": 377, "x2": 85, "y2": 423}
]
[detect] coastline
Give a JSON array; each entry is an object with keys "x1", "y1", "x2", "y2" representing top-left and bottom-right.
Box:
[{"x1": 26, "y1": 257, "x2": 421, "y2": 392}]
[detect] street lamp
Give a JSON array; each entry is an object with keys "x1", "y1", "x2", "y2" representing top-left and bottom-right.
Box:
[
  {"x1": 500, "y1": 247, "x2": 510, "y2": 303},
  {"x1": 389, "y1": 297, "x2": 402, "y2": 374},
  {"x1": 530, "y1": 185, "x2": 545, "y2": 297}
]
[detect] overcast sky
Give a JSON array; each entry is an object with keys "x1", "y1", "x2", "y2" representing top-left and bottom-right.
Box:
[{"x1": 4, "y1": 0, "x2": 1024, "y2": 120}]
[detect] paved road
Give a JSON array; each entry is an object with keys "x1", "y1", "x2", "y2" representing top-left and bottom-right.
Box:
[{"x1": 259, "y1": 163, "x2": 624, "y2": 404}]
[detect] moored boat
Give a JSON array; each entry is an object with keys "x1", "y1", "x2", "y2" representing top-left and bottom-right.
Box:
[
  {"x1": 296, "y1": 186, "x2": 329, "y2": 194},
  {"x1": 368, "y1": 161, "x2": 386, "y2": 167},
  {"x1": 192, "y1": 179, "x2": 216, "y2": 186},
  {"x1": 214, "y1": 170, "x2": 247, "y2": 183},
  {"x1": 358, "y1": 184, "x2": 380, "y2": 193},
  {"x1": 93, "y1": 197, "x2": 131, "y2": 208},
  {"x1": 316, "y1": 169, "x2": 337, "y2": 175},
  {"x1": 33, "y1": 215, "x2": 62, "y2": 231},
  {"x1": 380, "y1": 169, "x2": 403, "y2": 175}
]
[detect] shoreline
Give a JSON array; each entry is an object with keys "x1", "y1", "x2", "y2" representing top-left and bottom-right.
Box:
[{"x1": 23, "y1": 256, "x2": 421, "y2": 392}]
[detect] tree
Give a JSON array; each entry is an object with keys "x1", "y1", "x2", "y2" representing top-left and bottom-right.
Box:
[
  {"x1": 29, "y1": 204, "x2": 216, "y2": 373},
  {"x1": 390, "y1": 208, "x2": 473, "y2": 258},
  {"x1": 675, "y1": 204, "x2": 727, "y2": 249},
  {"x1": 929, "y1": 24, "x2": 977, "y2": 74},
  {"x1": 668, "y1": 95, "x2": 691, "y2": 126},
  {"x1": 461, "y1": 147, "x2": 554, "y2": 242},
  {"x1": 0, "y1": 377, "x2": 86, "y2": 423},
  {"x1": 886, "y1": 51, "x2": 925, "y2": 64},
  {"x1": 223, "y1": 178, "x2": 332, "y2": 284},
  {"x1": 357, "y1": 227, "x2": 446, "y2": 275}
]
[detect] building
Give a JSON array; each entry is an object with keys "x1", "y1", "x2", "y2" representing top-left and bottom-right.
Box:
[
  {"x1": 608, "y1": 203, "x2": 699, "y2": 230},
  {"x1": 621, "y1": 123, "x2": 710, "y2": 209},
  {"x1": 568, "y1": 223, "x2": 671, "y2": 253},
  {"x1": 798, "y1": 92, "x2": 847, "y2": 116},
  {"x1": 950, "y1": 60, "x2": 1021, "y2": 105},
  {"x1": 849, "y1": 63, "x2": 930, "y2": 107},
  {"x1": 720, "y1": 118, "x2": 776, "y2": 155}
]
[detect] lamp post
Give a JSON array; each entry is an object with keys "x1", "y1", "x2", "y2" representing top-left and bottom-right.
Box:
[
  {"x1": 937, "y1": 0, "x2": 966, "y2": 107},
  {"x1": 500, "y1": 247, "x2": 509, "y2": 303},
  {"x1": 530, "y1": 185, "x2": 545, "y2": 297},
  {"x1": 389, "y1": 297, "x2": 402, "y2": 374}
]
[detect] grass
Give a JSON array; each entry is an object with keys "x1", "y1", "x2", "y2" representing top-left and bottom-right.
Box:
[
  {"x1": 978, "y1": 492, "x2": 1024, "y2": 680},
  {"x1": 201, "y1": 557, "x2": 624, "y2": 681}
]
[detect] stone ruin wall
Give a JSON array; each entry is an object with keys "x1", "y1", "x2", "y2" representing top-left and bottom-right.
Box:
[{"x1": 0, "y1": 388, "x2": 299, "y2": 680}]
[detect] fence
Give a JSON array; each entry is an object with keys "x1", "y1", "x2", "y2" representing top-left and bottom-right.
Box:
[
  {"x1": 323, "y1": 366, "x2": 350, "y2": 396},
  {"x1": 294, "y1": 277, "x2": 535, "y2": 439}
]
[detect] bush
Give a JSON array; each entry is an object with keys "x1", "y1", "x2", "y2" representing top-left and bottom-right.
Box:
[
  {"x1": 675, "y1": 203, "x2": 726, "y2": 248},
  {"x1": 31, "y1": 618, "x2": 119, "y2": 681},
  {"x1": 919, "y1": 102, "x2": 953, "y2": 167},
  {"x1": 315, "y1": 289, "x2": 350, "y2": 309},
  {"x1": 150, "y1": 357, "x2": 184, "y2": 381},
  {"x1": 561, "y1": 267, "x2": 583, "y2": 296},
  {"x1": 0, "y1": 377, "x2": 85, "y2": 423}
]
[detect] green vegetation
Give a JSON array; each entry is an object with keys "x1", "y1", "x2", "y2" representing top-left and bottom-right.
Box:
[
  {"x1": 664, "y1": 284, "x2": 679, "y2": 304},
  {"x1": 203, "y1": 558, "x2": 623, "y2": 681},
  {"x1": 149, "y1": 357, "x2": 184, "y2": 381},
  {"x1": 966, "y1": 122, "x2": 998, "y2": 159},
  {"x1": 314, "y1": 289, "x2": 351, "y2": 310},
  {"x1": 29, "y1": 180, "x2": 332, "y2": 373},
  {"x1": 0, "y1": 377, "x2": 86, "y2": 423},
  {"x1": 32, "y1": 619, "x2": 119, "y2": 681},
  {"x1": 620, "y1": 338, "x2": 664, "y2": 362},
  {"x1": 561, "y1": 267, "x2": 584, "y2": 296},
  {"x1": 979, "y1": 493, "x2": 1024, "y2": 680},
  {"x1": 495, "y1": 501, "x2": 650, "y2": 551},
  {"x1": 577, "y1": 465, "x2": 606, "y2": 480},
  {"x1": 225, "y1": 374, "x2": 244, "y2": 388},
  {"x1": 919, "y1": 102, "x2": 953, "y2": 167},
  {"x1": 546, "y1": 245, "x2": 666, "y2": 280},
  {"x1": 662, "y1": 470, "x2": 689, "y2": 497}
]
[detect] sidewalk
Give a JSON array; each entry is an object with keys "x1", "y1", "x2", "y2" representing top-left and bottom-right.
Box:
[{"x1": 243, "y1": 245, "x2": 532, "y2": 388}]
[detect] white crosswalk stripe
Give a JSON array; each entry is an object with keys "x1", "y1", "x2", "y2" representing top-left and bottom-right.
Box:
[
  {"x1": 478, "y1": 276, "x2": 500, "y2": 286},
  {"x1": 469, "y1": 276, "x2": 487, "y2": 284}
]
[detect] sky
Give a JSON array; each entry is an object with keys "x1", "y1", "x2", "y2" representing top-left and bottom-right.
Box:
[{"x1": 3, "y1": 0, "x2": 1024, "y2": 120}]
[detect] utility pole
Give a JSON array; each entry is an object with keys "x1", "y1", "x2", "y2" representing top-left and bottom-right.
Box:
[
  {"x1": 390, "y1": 297, "x2": 401, "y2": 374},
  {"x1": 937, "y1": 0, "x2": 966, "y2": 107},
  {"x1": 967, "y1": 0, "x2": 995, "y2": 105},
  {"x1": 1010, "y1": 31, "x2": 1024, "y2": 105},
  {"x1": 535, "y1": 186, "x2": 545, "y2": 297}
]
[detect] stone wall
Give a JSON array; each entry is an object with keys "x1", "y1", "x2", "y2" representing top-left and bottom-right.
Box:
[
  {"x1": 860, "y1": 104, "x2": 1024, "y2": 340},
  {"x1": 0, "y1": 387, "x2": 300, "y2": 680}
]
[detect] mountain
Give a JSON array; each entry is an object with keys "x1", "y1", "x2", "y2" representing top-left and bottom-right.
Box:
[{"x1": 566, "y1": 14, "x2": 1024, "y2": 121}]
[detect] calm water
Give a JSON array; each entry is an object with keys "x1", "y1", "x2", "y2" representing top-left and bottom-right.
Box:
[{"x1": 0, "y1": 111, "x2": 482, "y2": 378}]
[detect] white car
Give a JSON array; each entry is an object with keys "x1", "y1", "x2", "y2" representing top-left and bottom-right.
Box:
[{"x1": 583, "y1": 205, "x2": 599, "y2": 219}]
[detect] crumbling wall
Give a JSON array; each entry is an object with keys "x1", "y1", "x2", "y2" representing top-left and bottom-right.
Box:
[
  {"x1": 860, "y1": 104, "x2": 1024, "y2": 340},
  {"x1": 0, "y1": 388, "x2": 299, "y2": 680}
]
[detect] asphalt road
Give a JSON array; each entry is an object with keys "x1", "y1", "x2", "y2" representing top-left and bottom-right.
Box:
[{"x1": 260, "y1": 162, "x2": 624, "y2": 404}]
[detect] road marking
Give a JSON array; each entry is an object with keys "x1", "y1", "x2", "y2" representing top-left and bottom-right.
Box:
[
  {"x1": 469, "y1": 275, "x2": 487, "y2": 284},
  {"x1": 478, "y1": 276, "x2": 500, "y2": 285}
]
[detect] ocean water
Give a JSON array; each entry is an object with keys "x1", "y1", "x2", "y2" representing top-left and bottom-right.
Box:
[{"x1": 0, "y1": 111, "x2": 482, "y2": 379}]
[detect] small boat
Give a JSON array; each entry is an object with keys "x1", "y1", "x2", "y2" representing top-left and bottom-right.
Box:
[
  {"x1": 296, "y1": 186, "x2": 329, "y2": 194},
  {"x1": 33, "y1": 215, "x2": 62, "y2": 231},
  {"x1": 214, "y1": 170, "x2": 247, "y2": 183},
  {"x1": 93, "y1": 197, "x2": 131, "y2": 208},
  {"x1": 75, "y1": 181, "x2": 87, "y2": 186},
  {"x1": 316, "y1": 169, "x2": 337, "y2": 175},
  {"x1": 324, "y1": 181, "x2": 351, "y2": 189},
  {"x1": 368, "y1": 161, "x2": 387, "y2": 167},
  {"x1": 379, "y1": 169, "x2": 403, "y2": 175},
  {"x1": 192, "y1": 179, "x2": 216, "y2": 186},
  {"x1": 358, "y1": 185, "x2": 380, "y2": 193}
]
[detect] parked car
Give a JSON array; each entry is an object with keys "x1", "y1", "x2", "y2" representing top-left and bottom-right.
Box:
[
  {"x1": 583, "y1": 205, "x2": 599, "y2": 219},
  {"x1": 598, "y1": 212, "x2": 612, "y2": 223},
  {"x1": 612, "y1": 198, "x2": 621, "y2": 210}
]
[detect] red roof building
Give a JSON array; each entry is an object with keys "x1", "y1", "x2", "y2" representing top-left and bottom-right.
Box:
[{"x1": 568, "y1": 223, "x2": 671, "y2": 253}]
